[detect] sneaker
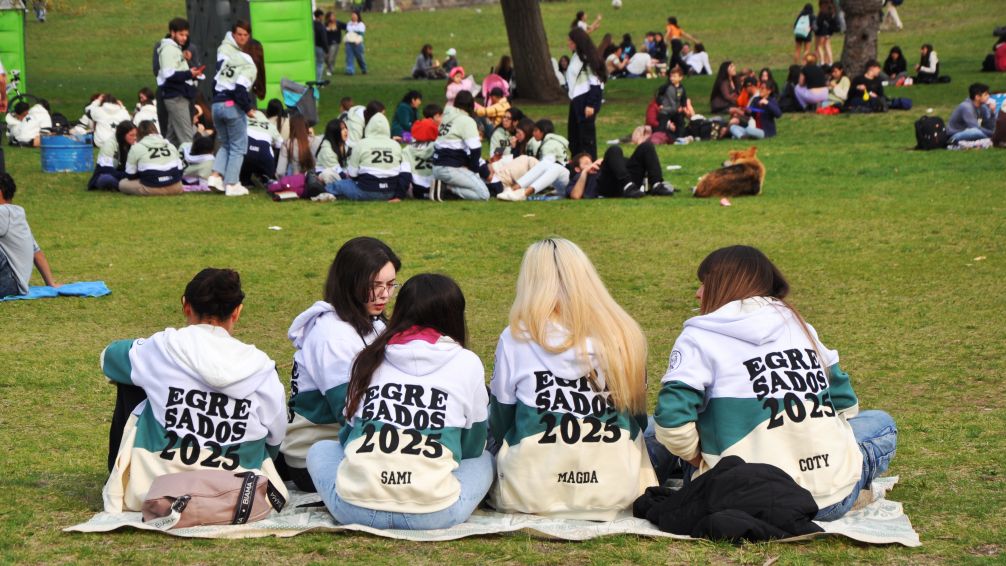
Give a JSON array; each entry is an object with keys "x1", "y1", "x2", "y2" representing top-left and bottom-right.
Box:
[
  {"x1": 622, "y1": 183, "x2": 644, "y2": 199},
  {"x1": 650, "y1": 181, "x2": 675, "y2": 196},
  {"x1": 224, "y1": 183, "x2": 249, "y2": 197},
  {"x1": 496, "y1": 188, "x2": 526, "y2": 201},
  {"x1": 207, "y1": 175, "x2": 224, "y2": 192}
]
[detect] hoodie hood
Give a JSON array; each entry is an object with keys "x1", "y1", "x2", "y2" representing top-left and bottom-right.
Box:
[
  {"x1": 514, "y1": 322, "x2": 597, "y2": 379},
  {"x1": 222, "y1": 31, "x2": 239, "y2": 50},
  {"x1": 384, "y1": 330, "x2": 464, "y2": 377},
  {"x1": 684, "y1": 296, "x2": 789, "y2": 346},
  {"x1": 542, "y1": 133, "x2": 569, "y2": 151},
  {"x1": 364, "y1": 113, "x2": 391, "y2": 138},
  {"x1": 161, "y1": 324, "x2": 274, "y2": 393},
  {"x1": 287, "y1": 300, "x2": 336, "y2": 350}
]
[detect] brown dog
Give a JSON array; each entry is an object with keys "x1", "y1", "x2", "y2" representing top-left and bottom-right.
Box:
[{"x1": 692, "y1": 146, "x2": 766, "y2": 198}]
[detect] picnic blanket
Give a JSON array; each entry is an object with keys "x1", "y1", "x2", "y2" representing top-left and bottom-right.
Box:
[
  {"x1": 1, "y1": 281, "x2": 110, "y2": 301},
  {"x1": 64, "y1": 476, "x2": 920, "y2": 546}
]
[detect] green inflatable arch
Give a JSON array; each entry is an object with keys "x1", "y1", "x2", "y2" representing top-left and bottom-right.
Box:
[
  {"x1": 0, "y1": 4, "x2": 26, "y2": 91},
  {"x1": 249, "y1": 0, "x2": 314, "y2": 104}
]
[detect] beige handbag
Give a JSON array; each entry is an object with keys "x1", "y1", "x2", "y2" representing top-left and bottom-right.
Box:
[
  {"x1": 142, "y1": 471, "x2": 286, "y2": 530},
  {"x1": 344, "y1": 31, "x2": 363, "y2": 44}
]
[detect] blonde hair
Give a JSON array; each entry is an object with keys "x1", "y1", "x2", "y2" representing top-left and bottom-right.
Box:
[{"x1": 509, "y1": 238, "x2": 647, "y2": 414}]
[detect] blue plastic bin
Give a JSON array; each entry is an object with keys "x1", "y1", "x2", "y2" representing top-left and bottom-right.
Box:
[{"x1": 40, "y1": 134, "x2": 93, "y2": 173}]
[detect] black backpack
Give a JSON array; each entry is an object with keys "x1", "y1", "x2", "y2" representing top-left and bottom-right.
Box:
[{"x1": 915, "y1": 116, "x2": 949, "y2": 150}]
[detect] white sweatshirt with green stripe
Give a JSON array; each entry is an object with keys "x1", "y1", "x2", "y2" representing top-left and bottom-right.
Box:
[
  {"x1": 488, "y1": 324, "x2": 656, "y2": 520},
  {"x1": 101, "y1": 324, "x2": 287, "y2": 512},
  {"x1": 654, "y1": 297, "x2": 862, "y2": 508},
  {"x1": 335, "y1": 329, "x2": 488, "y2": 513},
  {"x1": 281, "y1": 301, "x2": 384, "y2": 469}
]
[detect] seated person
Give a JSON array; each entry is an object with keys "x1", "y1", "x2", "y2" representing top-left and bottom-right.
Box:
[
  {"x1": 241, "y1": 109, "x2": 283, "y2": 187},
  {"x1": 391, "y1": 90, "x2": 422, "y2": 139},
  {"x1": 649, "y1": 33, "x2": 668, "y2": 63},
  {"x1": 653, "y1": 245, "x2": 897, "y2": 521},
  {"x1": 445, "y1": 66, "x2": 478, "y2": 108},
  {"x1": 431, "y1": 91, "x2": 489, "y2": 200},
  {"x1": 0, "y1": 172, "x2": 58, "y2": 298},
  {"x1": 89, "y1": 121, "x2": 137, "y2": 191},
  {"x1": 306, "y1": 273, "x2": 492, "y2": 530},
  {"x1": 845, "y1": 60, "x2": 886, "y2": 111},
  {"x1": 412, "y1": 44, "x2": 447, "y2": 80},
  {"x1": 403, "y1": 109, "x2": 439, "y2": 198},
  {"x1": 325, "y1": 113, "x2": 409, "y2": 201},
  {"x1": 442, "y1": 47, "x2": 459, "y2": 73},
  {"x1": 102, "y1": 268, "x2": 288, "y2": 512},
  {"x1": 656, "y1": 67, "x2": 694, "y2": 137},
  {"x1": 882, "y1": 46, "x2": 908, "y2": 83},
  {"x1": 487, "y1": 106, "x2": 521, "y2": 157},
  {"x1": 566, "y1": 142, "x2": 674, "y2": 200},
  {"x1": 913, "y1": 43, "x2": 941, "y2": 84},
  {"x1": 682, "y1": 42, "x2": 712, "y2": 75},
  {"x1": 825, "y1": 63, "x2": 851, "y2": 107},
  {"x1": 496, "y1": 119, "x2": 569, "y2": 201},
  {"x1": 83, "y1": 94, "x2": 132, "y2": 149},
  {"x1": 315, "y1": 118, "x2": 349, "y2": 183},
  {"x1": 728, "y1": 77, "x2": 782, "y2": 139},
  {"x1": 276, "y1": 114, "x2": 321, "y2": 176},
  {"x1": 278, "y1": 237, "x2": 400, "y2": 491},
  {"x1": 947, "y1": 83, "x2": 995, "y2": 143},
  {"x1": 118, "y1": 120, "x2": 184, "y2": 196},
  {"x1": 604, "y1": 45, "x2": 628, "y2": 79},
  {"x1": 5, "y1": 101, "x2": 51, "y2": 147},
  {"x1": 624, "y1": 52, "x2": 654, "y2": 78},
  {"x1": 795, "y1": 54, "x2": 828, "y2": 110},
  {"x1": 981, "y1": 34, "x2": 1006, "y2": 72},
  {"x1": 488, "y1": 238, "x2": 657, "y2": 520},
  {"x1": 475, "y1": 88, "x2": 510, "y2": 133}
]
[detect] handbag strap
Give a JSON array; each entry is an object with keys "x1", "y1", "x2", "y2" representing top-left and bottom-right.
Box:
[{"x1": 231, "y1": 472, "x2": 288, "y2": 525}]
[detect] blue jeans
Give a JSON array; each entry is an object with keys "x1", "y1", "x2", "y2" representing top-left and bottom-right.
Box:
[
  {"x1": 431, "y1": 166, "x2": 489, "y2": 200},
  {"x1": 345, "y1": 42, "x2": 367, "y2": 75},
  {"x1": 315, "y1": 46, "x2": 326, "y2": 82},
  {"x1": 211, "y1": 102, "x2": 248, "y2": 185},
  {"x1": 949, "y1": 128, "x2": 990, "y2": 143},
  {"x1": 643, "y1": 417, "x2": 680, "y2": 485},
  {"x1": 815, "y1": 410, "x2": 898, "y2": 521},
  {"x1": 307, "y1": 440, "x2": 495, "y2": 530},
  {"x1": 729, "y1": 124, "x2": 766, "y2": 140},
  {"x1": 0, "y1": 248, "x2": 22, "y2": 298},
  {"x1": 325, "y1": 178, "x2": 394, "y2": 201}
]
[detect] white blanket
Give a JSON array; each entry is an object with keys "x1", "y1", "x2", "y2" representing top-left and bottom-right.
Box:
[{"x1": 65, "y1": 476, "x2": 919, "y2": 547}]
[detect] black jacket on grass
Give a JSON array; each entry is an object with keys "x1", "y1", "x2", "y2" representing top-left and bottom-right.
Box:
[{"x1": 633, "y1": 456, "x2": 824, "y2": 543}]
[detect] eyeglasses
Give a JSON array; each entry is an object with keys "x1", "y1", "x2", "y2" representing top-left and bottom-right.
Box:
[{"x1": 371, "y1": 281, "x2": 400, "y2": 297}]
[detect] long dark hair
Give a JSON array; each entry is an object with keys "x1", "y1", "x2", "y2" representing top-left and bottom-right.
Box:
[
  {"x1": 287, "y1": 114, "x2": 314, "y2": 170},
  {"x1": 363, "y1": 100, "x2": 385, "y2": 127},
  {"x1": 569, "y1": 27, "x2": 608, "y2": 82},
  {"x1": 317, "y1": 118, "x2": 348, "y2": 166},
  {"x1": 324, "y1": 237, "x2": 402, "y2": 336},
  {"x1": 571, "y1": 10, "x2": 585, "y2": 28},
  {"x1": 344, "y1": 273, "x2": 467, "y2": 420},
  {"x1": 266, "y1": 98, "x2": 286, "y2": 133},
  {"x1": 711, "y1": 60, "x2": 735, "y2": 100},
  {"x1": 514, "y1": 117, "x2": 536, "y2": 155},
  {"x1": 114, "y1": 121, "x2": 137, "y2": 168}
]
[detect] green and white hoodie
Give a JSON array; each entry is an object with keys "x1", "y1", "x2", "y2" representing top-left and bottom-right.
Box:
[
  {"x1": 489, "y1": 324, "x2": 656, "y2": 521},
  {"x1": 124, "y1": 133, "x2": 182, "y2": 187},
  {"x1": 101, "y1": 324, "x2": 288, "y2": 512},
  {"x1": 536, "y1": 133, "x2": 569, "y2": 163},
  {"x1": 212, "y1": 31, "x2": 257, "y2": 113},
  {"x1": 346, "y1": 114, "x2": 410, "y2": 195},
  {"x1": 654, "y1": 297, "x2": 862, "y2": 508},
  {"x1": 281, "y1": 301, "x2": 385, "y2": 469},
  {"x1": 402, "y1": 141, "x2": 435, "y2": 189},
  {"x1": 336, "y1": 327, "x2": 488, "y2": 513}
]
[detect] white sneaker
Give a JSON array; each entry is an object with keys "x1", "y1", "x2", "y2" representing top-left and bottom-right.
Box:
[
  {"x1": 207, "y1": 175, "x2": 224, "y2": 192},
  {"x1": 224, "y1": 184, "x2": 249, "y2": 197},
  {"x1": 497, "y1": 189, "x2": 526, "y2": 201}
]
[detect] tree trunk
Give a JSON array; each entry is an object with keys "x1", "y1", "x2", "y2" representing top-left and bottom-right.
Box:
[
  {"x1": 501, "y1": 0, "x2": 566, "y2": 103},
  {"x1": 839, "y1": 0, "x2": 881, "y2": 78}
]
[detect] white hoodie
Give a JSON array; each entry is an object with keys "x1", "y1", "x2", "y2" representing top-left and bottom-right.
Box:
[
  {"x1": 101, "y1": 324, "x2": 287, "y2": 512},
  {"x1": 488, "y1": 324, "x2": 656, "y2": 521},
  {"x1": 335, "y1": 328, "x2": 488, "y2": 513},
  {"x1": 654, "y1": 297, "x2": 862, "y2": 508},
  {"x1": 280, "y1": 301, "x2": 385, "y2": 469}
]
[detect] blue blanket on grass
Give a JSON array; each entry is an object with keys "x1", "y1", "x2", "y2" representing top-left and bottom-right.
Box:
[{"x1": 1, "y1": 281, "x2": 111, "y2": 301}]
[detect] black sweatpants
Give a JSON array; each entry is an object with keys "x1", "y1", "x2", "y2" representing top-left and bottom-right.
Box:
[
  {"x1": 107, "y1": 383, "x2": 148, "y2": 472},
  {"x1": 568, "y1": 103, "x2": 598, "y2": 160},
  {"x1": 596, "y1": 141, "x2": 663, "y2": 197}
]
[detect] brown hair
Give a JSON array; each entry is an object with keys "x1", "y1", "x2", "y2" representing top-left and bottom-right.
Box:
[
  {"x1": 287, "y1": 114, "x2": 315, "y2": 170},
  {"x1": 697, "y1": 245, "x2": 788, "y2": 314}
]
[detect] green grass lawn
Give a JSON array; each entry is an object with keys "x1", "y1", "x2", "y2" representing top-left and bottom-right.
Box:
[{"x1": 3, "y1": 0, "x2": 1005, "y2": 563}]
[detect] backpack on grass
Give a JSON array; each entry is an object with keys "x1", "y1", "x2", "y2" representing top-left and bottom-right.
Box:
[{"x1": 914, "y1": 116, "x2": 949, "y2": 150}]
